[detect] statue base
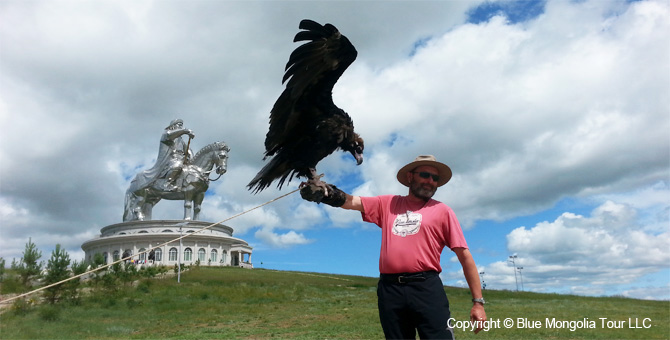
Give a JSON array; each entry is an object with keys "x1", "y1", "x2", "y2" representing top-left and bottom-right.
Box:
[{"x1": 81, "y1": 220, "x2": 253, "y2": 268}]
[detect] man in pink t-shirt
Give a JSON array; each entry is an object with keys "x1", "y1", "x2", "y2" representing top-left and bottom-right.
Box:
[{"x1": 301, "y1": 155, "x2": 487, "y2": 339}]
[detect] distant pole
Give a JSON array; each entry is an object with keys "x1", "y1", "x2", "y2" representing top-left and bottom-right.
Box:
[
  {"x1": 178, "y1": 226, "x2": 182, "y2": 283},
  {"x1": 509, "y1": 255, "x2": 518, "y2": 291},
  {"x1": 517, "y1": 267, "x2": 524, "y2": 291},
  {"x1": 479, "y1": 271, "x2": 486, "y2": 290}
]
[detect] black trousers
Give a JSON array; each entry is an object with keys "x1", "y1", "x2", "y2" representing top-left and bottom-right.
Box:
[{"x1": 377, "y1": 272, "x2": 454, "y2": 339}]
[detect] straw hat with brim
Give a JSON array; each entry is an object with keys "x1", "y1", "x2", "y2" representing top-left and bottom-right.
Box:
[{"x1": 396, "y1": 155, "x2": 452, "y2": 187}]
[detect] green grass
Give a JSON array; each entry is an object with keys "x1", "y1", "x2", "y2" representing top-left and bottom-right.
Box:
[{"x1": 1, "y1": 267, "x2": 668, "y2": 339}]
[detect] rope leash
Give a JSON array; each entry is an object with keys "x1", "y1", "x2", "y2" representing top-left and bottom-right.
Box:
[{"x1": 0, "y1": 188, "x2": 300, "y2": 305}]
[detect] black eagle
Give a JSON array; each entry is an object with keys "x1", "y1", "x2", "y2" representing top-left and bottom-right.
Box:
[{"x1": 248, "y1": 19, "x2": 364, "y2": 193}]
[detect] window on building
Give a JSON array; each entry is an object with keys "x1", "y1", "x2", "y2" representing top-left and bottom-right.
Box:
[
  {"x1": 113, "y1": 250, "x2": 120, "y2": 261},
  {"x1": 198, "y1": 248, "x2": 206, "y2": 262},
  {"x1": 139, "y1": 248, "x2": 146, "y2": 262},
  {"x1": 169, "y1": 248, "x2": 178, "y2": 261},
  {"x1": 155, "y1": 248, "x2": 162, "y2": 262},
  {"x1": 210, "y1": 249, "x2": 218, "y2": 262},
  {"x1": 184, "y1": 248, "x2": 193, "y2": 261}
]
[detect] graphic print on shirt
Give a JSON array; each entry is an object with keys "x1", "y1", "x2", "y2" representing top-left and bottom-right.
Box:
[{"x1": 392, "y1": 210, "x2": 422, "y2": 237}]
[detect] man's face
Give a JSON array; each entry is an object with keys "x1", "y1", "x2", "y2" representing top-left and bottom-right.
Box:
[{"x1": 408, "y1": 165, "x2": 439, "y2": 201}]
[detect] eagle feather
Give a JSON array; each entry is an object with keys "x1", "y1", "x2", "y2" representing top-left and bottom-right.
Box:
[{"x1": 248, "y1": 19, "x2": 364, "y2": 193}]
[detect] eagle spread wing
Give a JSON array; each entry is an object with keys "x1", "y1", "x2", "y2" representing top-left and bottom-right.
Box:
[{"x1": 248, "y1": 19, "x2": 364, "y2": 193}]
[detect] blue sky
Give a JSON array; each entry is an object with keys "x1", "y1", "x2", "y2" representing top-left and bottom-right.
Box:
[
  {"x1": 1, "y1": 0, "x2": 668, "y2": 301},
  {"x1": 467, "y1": 0, "x2": 546, "y2": 24}
]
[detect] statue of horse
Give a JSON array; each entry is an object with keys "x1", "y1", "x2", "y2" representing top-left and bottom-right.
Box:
[{"x1": 123, "y1": 141, "x2": 230, "y2": 222}]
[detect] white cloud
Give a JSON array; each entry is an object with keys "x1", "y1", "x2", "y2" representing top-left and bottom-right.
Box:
[
  {"x1": 620, "y1": 285, "x2": 670, "y2": 301},
  {"x1": 339, "y1": 0, "x2": 669, "y2": 228},
  {"x1": 254, "y1": 228, "x2": 313, "y2": 249},
  {"x1": 479, "y1": 197, "x2": 669, "y2": 298}
]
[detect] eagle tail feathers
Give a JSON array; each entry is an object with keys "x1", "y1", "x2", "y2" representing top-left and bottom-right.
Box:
[{"x1": 247, "y1": 155, "x2": 298, "y2": 194}]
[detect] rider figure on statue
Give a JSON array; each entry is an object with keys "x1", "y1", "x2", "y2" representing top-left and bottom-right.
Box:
[
  {"x1": 150, "y1": 119, "x2": 195, "y2": 191},
  {"x1": 123, "y1": 118, "x2": 229, "y2": 222}
]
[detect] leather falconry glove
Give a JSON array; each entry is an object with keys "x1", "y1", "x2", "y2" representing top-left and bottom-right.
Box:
[{"x1": 300, "y1": 181, "x2": 346, "y2": 207}]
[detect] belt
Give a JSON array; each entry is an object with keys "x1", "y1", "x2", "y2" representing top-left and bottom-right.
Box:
[{"x1": 380, "y1": 271, "x2": 438, "y2": 284}]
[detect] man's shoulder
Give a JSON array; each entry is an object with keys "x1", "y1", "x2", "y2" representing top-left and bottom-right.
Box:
[
  {"x1": 361, "y1": 195, "x2": 394, "y2": 206},
  {"x1": 424, "y1": 199, "x2": 453, "y2": 211},
  {"x1": 363, "y1": 195, "x2": 450, "y2": 208},
  {"x1": 363, "y1": 194, "x2": 399, "y2": 201}
]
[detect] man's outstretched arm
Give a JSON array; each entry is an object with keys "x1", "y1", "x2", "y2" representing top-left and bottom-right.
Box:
[
  {"x1": 341, "y1": 194, "x2": 363, "y2": 212},
  {"x1": 454, "y1": 247, "x2": 487, "y2": 334}
]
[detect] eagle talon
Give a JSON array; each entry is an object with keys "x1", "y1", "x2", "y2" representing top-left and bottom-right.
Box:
[
  {"x1": 305, "y1": 177, "x2": 329, "y2": 198},
  {"x1": 299, "y1": 175, "x2": 346, "y2": 208}
]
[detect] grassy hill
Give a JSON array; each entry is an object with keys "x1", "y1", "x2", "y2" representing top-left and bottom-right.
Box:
[{"x1": 1, "y1": 266, "x2": 668, "y2": 339}]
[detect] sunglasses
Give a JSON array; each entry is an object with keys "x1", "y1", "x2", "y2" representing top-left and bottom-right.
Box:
[{"x1": 412, "y1": 171, "x2": 440, "y2": 182}]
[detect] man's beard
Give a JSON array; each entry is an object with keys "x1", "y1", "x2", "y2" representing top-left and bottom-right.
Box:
[{"x1": 410, "y1": 181, "x2": 436, "y2": 201}]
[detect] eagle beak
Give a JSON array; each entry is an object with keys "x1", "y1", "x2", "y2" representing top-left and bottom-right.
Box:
[{"x1": 352, "y1": 152, "x2": 363, "y2": 165}]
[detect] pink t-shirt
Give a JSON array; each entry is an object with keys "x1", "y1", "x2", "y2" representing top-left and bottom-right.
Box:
[{"x1": 361, "y1": 195, "x2": 468, "y2": 274}]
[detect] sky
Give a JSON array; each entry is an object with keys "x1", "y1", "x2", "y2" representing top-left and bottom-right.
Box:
[{"x1": 1, "y1": 0, "x2": 668, "y2": 301}]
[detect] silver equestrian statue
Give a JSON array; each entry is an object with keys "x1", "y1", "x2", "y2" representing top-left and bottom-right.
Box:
[{"x1": 123, "y1": 119, "x2": 230, "y2": 221}]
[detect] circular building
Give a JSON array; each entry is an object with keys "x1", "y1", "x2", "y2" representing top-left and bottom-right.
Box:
[{"x1": 82, "y1": 220, "x2": 253, "y2": 268}]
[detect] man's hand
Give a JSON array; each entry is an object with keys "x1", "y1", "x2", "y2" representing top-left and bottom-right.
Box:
[
  {"x1": 299, "y1": 181, "x2": 346, "y2": 207},
  {"x1": 300, "y1": 181, "x2": 326, "y2": 203},
  {"x1": 470, "y1": 303, "x2": 487, "y2": 334}
]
